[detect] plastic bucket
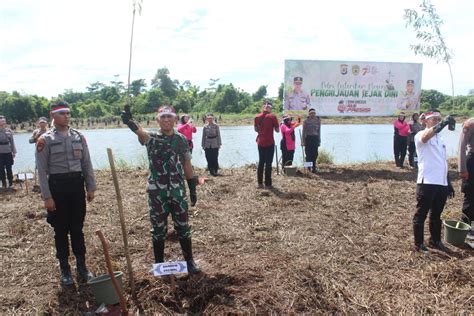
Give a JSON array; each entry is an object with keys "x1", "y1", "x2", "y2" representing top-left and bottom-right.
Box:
[
  {"x1": 443, "y1": 220, "x2": 471, "y2": 246},
  {"x1": 284, "y1": 166, "x2": 297, "y2": 176},
  {"x1": 87, "y1": 271, "x2": 123, "y2": 305}
]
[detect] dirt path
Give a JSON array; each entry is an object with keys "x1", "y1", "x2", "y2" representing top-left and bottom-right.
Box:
[{"x1": 1, "y1": 162, "x2": 472, "y2": 314}]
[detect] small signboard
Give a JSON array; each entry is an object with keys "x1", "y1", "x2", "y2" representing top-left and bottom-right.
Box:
[
  {"x1": 152, "y1": 261, "x2": 188, "y2": 276},
  {"x1": 17, "y1": 173, "x2": 34, "y2": 180},
  {"x1": 303, "y1": 162, "x2": 313, "y2": 168}
]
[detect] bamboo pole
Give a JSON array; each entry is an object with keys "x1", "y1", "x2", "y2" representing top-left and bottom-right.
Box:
[
  {"x1": 96, "y1": 230, "x2": 128, "y2": 315},
  {"x1": 107, "y1": 148, "x2": 136, "y2": 299}
]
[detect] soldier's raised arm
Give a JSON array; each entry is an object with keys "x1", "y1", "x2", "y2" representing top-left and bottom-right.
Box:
[{"x1": 121, "y1": 106, "x2": 149, "y2": 144}]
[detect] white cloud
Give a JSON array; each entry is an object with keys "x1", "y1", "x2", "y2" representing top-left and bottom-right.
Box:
[{"x1": 1, "y1": 0, "x2": 473, "y2": 97}]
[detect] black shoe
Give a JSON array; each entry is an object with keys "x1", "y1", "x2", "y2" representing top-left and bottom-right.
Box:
[
  {"x1": 414, "y1": 243, "x2": 429, "y2": 253},
  {"x1": 76, "y1": 256, "x2": 94, "y2": 283},
  {"x1": 179, "y1": 238, "x2": 201, "y2": 274},
  {"x1": 428, "y1": 240, "x2": 451, "y2": 252},
  {"x1": 153, "y1": 239, "x2": 165, "y2": 264},
  {"x1": 187, "y1": 178, "x2": 197, "y2": 207},
  {"x1": 59, "y1": 259, "x2": 74, "y2": 286},
  {"x1": 186, "y1": 259, "x2": 201, "y2": 274}
]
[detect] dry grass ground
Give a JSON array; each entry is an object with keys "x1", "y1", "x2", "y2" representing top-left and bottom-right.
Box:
[{"x1": 0, "y1": 161, "x2": 473, "y2": 314}]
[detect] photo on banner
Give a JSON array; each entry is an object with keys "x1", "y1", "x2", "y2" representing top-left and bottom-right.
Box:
[{"x1": 284, "y1": 60, "x2": 423, "y2": 116}]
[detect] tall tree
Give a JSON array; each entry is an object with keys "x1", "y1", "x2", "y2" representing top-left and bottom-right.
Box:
[
  {"x1": 404, "y1": 0, "x2": 455, "y2": 104},
  {"x1": 252, "y1": 85, "x2": 267, "y2": 101},
  {"x1": 151, "y1": 67, "x2": 177, "y2": 99},
  {"x1": 130, "y1": 79, "x2": 147, "y2": 96}
]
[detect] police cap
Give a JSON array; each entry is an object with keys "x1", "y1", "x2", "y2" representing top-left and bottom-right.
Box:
[{"x1": 294, "y1": 77, "x2": 303, "y2": 83}]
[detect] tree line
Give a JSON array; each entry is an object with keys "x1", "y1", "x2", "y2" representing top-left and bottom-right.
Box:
[{"x1": 0, "y1": 67, "x2": 473, "y2": 123}]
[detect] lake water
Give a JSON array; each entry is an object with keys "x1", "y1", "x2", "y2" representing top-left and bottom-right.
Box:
[{"x1": 11, "y1": 124, "x2": 462, "y2": 173}]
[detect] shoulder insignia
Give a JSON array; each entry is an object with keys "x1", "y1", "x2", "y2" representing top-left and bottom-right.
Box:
[{"x1": 37, "y1": 137, "x2": 45, "y2": 152}]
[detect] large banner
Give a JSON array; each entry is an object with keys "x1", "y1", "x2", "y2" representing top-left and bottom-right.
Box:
[{"x1": 284, "y1": 60, "x2": 423, "y2": 116}]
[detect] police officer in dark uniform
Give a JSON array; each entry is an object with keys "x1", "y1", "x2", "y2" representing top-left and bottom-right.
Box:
[{"x1": 36, "y1": 101, "x2": 96, "y2": 285}]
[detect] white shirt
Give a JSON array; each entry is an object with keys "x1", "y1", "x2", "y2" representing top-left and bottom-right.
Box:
[{"x1": 415, "y1": 132, "x2": 448, "y2": 186}]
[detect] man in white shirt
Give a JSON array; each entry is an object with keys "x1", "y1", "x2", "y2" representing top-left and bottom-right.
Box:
[{"x1": 413, "y1": 110, "x2": 455, "y2": 253}]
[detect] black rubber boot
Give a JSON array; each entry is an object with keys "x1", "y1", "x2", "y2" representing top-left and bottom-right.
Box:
[
  {"x1": 429, "y1": 220, "x2": 450, "y2": 252},
  {"x1": 1, "y1": 179, "x2": 6, "y2": 189},
  {"x1": 187, "y1": 178, "x2": 197, "y2": 207},
  {"x1": 414, "y1": 224, "x2": 428, "y2": 253},
  {"x1": 153, "y1": 239, "x2": 165, "y2": 263},
  {"x1": 76, "y1": 256, "x2": 94, "y2": 283},
  {"x1": 59, "y1": 258, "x2": 74, "y2": 286},
  {"x1": 179, "y1": 238, "x2": 201, "y2": 274}
]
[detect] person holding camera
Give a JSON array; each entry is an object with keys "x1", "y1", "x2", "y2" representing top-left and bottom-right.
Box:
[
  {"x1": 457, "y1": 118, "x2": 474, "y2": 227},
  {"x1": 412, "y1": 110, "x2": 456, "y2": 253}
]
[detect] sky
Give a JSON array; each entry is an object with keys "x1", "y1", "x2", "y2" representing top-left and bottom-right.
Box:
[{"x1": 0, "y1": 0, "x2": 473, "y2": 98}]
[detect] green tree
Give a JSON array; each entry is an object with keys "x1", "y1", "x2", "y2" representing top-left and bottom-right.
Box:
[
  {"x1": 130, "y1": 79, "x2": 147, "y2": 96},
  {"x1": 151, "y1": 67, "x2": 177, "y2": 100},
  {"x1": 252, "y1": 85, "x2": 267, "y2": 101},
  {"x1": 278, "y1": 83, "x2": 284, "y2": 101},
  {"x1": 404, "y1": 0, "x2": 455, "y2": 104},
  {"x1": 420, "y1": 89, "x2": 447, "y2": 109}
]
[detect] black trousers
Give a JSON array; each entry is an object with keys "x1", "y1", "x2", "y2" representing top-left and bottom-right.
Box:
[
  {"x1": 305, "y1": 135, "x2": 320, "y2": 171},
  {"x1": 46, "y1": 175, "x2": 87, "y2": 260},
  {"x1": 393, "y1": 135, "x2": 407, "y2": 167},
  {"x1": 408, "y1": 141, "x2": 417, "y2": 167},
  {"x1": 0, "y1": 153, "x2": 14, "y2": 186},
  {"x1": 281, "y1": 147, "x2": 295, "y2": 168},
  {"x1": 461, "y1": 153, "x2": 474, "y2": 224},
  {"x1": 258, "y1": 145, "x2": 274, "y2": 186},
  {"x1": 413, "y1": 184, "x2": 448, "y2": 244},
  {"x1": 204, "y1": 148, "x2": 219, "y2": 173}
]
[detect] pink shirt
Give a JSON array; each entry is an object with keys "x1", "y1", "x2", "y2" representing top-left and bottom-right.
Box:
[
  {"x1": 280, "y1": 124, "x2": 297, "y2": 150},
  {"x1": 177, "y1": 123, "x2": 197, "y2": 141},
  {"x1": 394, "y1": 120, "x2": 410, "y2": 137}
]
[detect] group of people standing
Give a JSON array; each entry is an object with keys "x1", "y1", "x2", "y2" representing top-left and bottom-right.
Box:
[
  {"x1": 254, "y1": 100, "x2": 322, "y2": 188},
  {"x1": 398, "y1": 109, "x2": 473, "y2": 253},
  {"x1": 2, "y1": 99, "x2": 473, "y2": 287},
  {"x1": 393, "y1": 112, "x2": 423, "y2": 169}
]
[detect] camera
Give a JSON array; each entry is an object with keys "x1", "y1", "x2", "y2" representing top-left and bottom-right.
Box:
[{"x1": 447, "y1": 115, "x2": 456, "y2": 131}]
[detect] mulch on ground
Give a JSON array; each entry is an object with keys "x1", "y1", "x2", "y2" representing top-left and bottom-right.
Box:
[{"x1": 1, "y1": 161, "x2": 472, "y2": 314}]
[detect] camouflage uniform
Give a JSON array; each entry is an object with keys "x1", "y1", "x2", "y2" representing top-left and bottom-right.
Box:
[{"x1": 145, "y1": 130, "x2": 192, "y2": 242}]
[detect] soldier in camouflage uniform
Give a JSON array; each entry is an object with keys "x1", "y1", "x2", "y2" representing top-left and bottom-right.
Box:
[{"x1": 121, "y1": 105, "x2": 200, "y2": 274}]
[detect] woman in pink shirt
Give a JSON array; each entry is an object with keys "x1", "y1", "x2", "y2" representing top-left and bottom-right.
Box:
[
  {"x1": 280, "y1": 115, "x2": 300, "y2": 168},
  {"x1": 393, "y1": 112, "x2": 410, "y2": 168},
  {"x1": 177, "y1": 114, "x2": 197, "y2": 153}
]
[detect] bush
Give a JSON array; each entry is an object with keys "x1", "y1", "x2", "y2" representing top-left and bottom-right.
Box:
[{"x1": 317, "y1": 149, "x2": 334, "y2": 165}]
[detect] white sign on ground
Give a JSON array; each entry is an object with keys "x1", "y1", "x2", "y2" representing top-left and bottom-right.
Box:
[
  {"x1": 17, "y1": 173, "x2": 34, "y2": 180},
  {"x1": 152, "y1": 261, "x2": 188, "y2": 276},
  {"x1": 284, "y1": 60, "x2": 423, "y2": 116}
]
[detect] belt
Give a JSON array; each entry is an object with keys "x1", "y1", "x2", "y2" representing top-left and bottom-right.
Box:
[
  {"x1": 206, "y1": 136, "x2": 217, "y2": 139},
  {"x1": 0, "y1": 141, "x2": 9, "y2": 145},
  {"x1": 49, "y1": 172, "x2": 83, "y2": 180}
]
